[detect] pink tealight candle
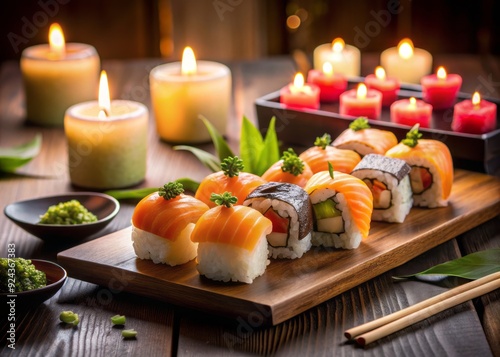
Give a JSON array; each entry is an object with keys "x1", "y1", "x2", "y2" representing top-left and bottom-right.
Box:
[
  {"x1": 307, "y1": 62, "x2": 347, "y2": 102},
  {"x1": 452, "y1": 92, "x2": 497, "y2": 134},
  {"x1": 364, "y1": 66, "x2": 400, "y2": 107},
  {"x1": 280, "y1": 73, "x2": 320, "y2": 109},
  {"x1": 339, "y1": 83, "x2": 382, "y2": 119},
  {"x1": 390, "y1": 97, "x2": 433, "y2": 128},
  {"x1": 421, "y1": 66, "x2": 462, "y2": 109}
]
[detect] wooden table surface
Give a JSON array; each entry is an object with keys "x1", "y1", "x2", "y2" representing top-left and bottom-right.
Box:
[{"x1": 1, "y1": 54, "x2": 499, "y2": 356}]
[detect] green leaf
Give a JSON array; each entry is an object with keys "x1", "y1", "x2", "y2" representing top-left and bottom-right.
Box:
[
  {"x1": 173, "y1": 145, "x2": 221, "y2": 172},
  {"x1": 105, "y1": 187, "x2": 158, "y2": 200},
  {"x1": 0, "y1": 134, "x2": 42, "y2": 173},
  {"x1": 199, "y1": 115, "x2": 234, "y2": 162},
  {"x1": 393, "y1": 249, "x2": 500, "y2": 281},
  {"x1": 255, "y1": 117, "x2": 280, "y2": 176},
  {"x1": 239, "y1": 116, "x2": 264, "y2": 174},
  {"x1": 175, "y1": 177, "x2": 200, "y2": 193}
]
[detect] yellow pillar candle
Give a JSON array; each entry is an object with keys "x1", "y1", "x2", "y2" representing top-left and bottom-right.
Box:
[
  {"x1": 21, "y1": 23, "x2": 100, "y2": 126},
  {"x1": 313, "y1": 38, "x2": 361, "y2": 77},
  {"x1": 150, "y1": 47, "x2": 232, "y2": 143},
  {"x1": 64, "y1": 71, "x2": 148, "y2": 189},
  {"x1": 380, "y1": 38, "x2": 432, "y2": 84}
]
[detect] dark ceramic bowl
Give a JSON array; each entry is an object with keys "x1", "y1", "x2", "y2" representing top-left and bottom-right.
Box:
[
  {"x1": 1, "y1": 259, "x2": 67, "y2": 308},
  {"x1": 4, "y1": 192, "x2": 120, "y2": 242}
]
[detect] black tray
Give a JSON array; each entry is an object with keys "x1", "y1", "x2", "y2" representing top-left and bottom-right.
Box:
[{"x1": 255, "y1": 79, "x2": 500, "y2": 176}]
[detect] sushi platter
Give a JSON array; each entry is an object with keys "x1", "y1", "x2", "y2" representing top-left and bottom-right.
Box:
[
  {"x1": 255, "y1": 80, "x2": 500, "y2": 176},
  {"x1": 57, "y1": 169, "x2": 500, "y2": 326}
]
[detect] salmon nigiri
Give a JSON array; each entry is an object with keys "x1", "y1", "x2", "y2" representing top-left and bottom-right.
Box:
[
  {"x1": 131, "y1": 182, "x2": 209, "y2": 266},
  {"x1": 304, "y1": 167, "x2": 373, "y2": 249},
  {"x1": 261, "y1": 148, "x2": 313, "y2": 188},
  {"x1": 195, "y1": 156, "x2": 267, "y2": 208},
  {"x1": 191, "y1": 192, "x2": 272, "y2": 283},
  {"x1": 299, "y1": 133, "x2": 361, "y2": 174},
  {"x1": 332, "y1": 117, "x2": 398, "y2": 156},
  {"x1": 385, "y1": 125, "x2": 453, "y2": 207}
]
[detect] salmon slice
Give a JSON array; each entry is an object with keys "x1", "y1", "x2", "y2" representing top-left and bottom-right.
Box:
[
  {"x1": 132, "y1": 193, "x2": 209, "y2": 241},
  {"x1": 304, "y1": 171, "x2": 373, "y2": 239},
  {"x1": 191, "y1": 205, "x2": 272, "y2": 251},
  {"x1": 332, "y1": 127, "x2": 398, "y2": 156},
  {"x1": 261, "y1": 159, "x2": 313, "y2": 188},
  {"x1": 299, "y1": 146, "x2": 361, "y2": 174}
]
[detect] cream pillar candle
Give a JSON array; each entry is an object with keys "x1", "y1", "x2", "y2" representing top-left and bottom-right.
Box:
[
  {"x1": 313, "y1": 38, "x2": 361, "y2": 77},
  {"x1": 21, "y1": 23, "x2": 100, "y2": 126},
  {"x1": 150, "y1": 47, "x2": 231, "y2": 143},
  {"x1": 65, "y1": 72, "x2": 148, "y2": 189}
]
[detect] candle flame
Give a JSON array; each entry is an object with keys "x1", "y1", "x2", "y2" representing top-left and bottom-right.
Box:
[
  {"x1": 332, "y1": 38, "x2": 345, "y2": 53},
  {"x1": 322, "y1": 62, "x2": 333, "y2": 76},
  {"x1": 98, "y1": 70, "x2": 111, "y2": 117},
  {"x1": 49, "y1": 23, "x2": 65, "y2": 57},
  {"x1": 398, "y1": 38, "x2": 414, "y2": 60},
  {"x1": 181, "y1": 46, "x2": 197, "y2": 75},
  {"x1": 472, "y1": 92, "x2": 481, "y2": 106},
  {"x1": 437, "y1": 66, "x2": 447, "y2": 79},
  {"x1": 375, "y1": 66, "x2": 386, "y2": 80},
  {"x1": 409, "y1": 97, "x2": 417, "y2": 109},
  {"x1": 357, "y1": 83, "x2": 367, "y2": 99},
  {"x1": 293, "y1": 73, "x2": 305, "y2": 88}
]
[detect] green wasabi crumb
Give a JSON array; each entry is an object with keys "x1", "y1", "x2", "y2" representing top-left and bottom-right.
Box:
[
  {"x1": 0, "y1": 258, "x2": 47, "y2": 293},
  {"x1": 39, "y1": 199, "x2": 98, "y2": 225}
]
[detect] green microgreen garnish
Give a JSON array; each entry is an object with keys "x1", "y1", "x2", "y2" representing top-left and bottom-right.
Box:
[
  {"x1": 349, "y1": 117, "x2": 370, "y2": 131},
  {"x1": 314, "y1": 133, "x2": 332, "y2": 150},
  {"x1": 280, "y1": 148, "x2": 304, "y2": 176},
  {"x1": 221, "y1": 156, "x2": 244, "y2": 178},
  {"x1": 210, "y1": 192, "x2": 238, "y2": 207},
  {"x1": 401, "y1": 124, "x2": 423, "y2": 148},
  {"x1": 158, "y1": 182, "x2": 184, "y2": 200}
]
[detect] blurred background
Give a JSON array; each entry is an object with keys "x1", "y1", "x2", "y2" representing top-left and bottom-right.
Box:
[{"x1": 1, "y1": 0, "x2": 498, "y2": 62}]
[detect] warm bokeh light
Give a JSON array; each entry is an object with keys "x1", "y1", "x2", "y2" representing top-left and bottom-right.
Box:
[
  {"x1": 286, "y1": 15, "x2": 301, "y2": 30},
  {"x1": 472, "y1": 92, "x2": 481, "y2": 106},
  {"x1": 332, "y1": 38, "x2": 345, "y2": 53},
  {"x1": 437, "y1": 66, "x2": 447, "y2": 79},
  {"x1": 357, "y1": 83, "x2": 367, "y2": 99},
  {"x1": 375, "y1": 66, "x2": 386, "y2": 80},
  {"x1": 181, "y1": 46, "x2": 197, "y2": 75},
  {"x1": 49, "y1": 23, "x2": 65, "y2": 56},
  {"x1": 409, "y1": 97, "x2": 417, "y2": 108},
  {"x1": 398, "y1": 38, "x2": 414, "y2": 60},
  {"x1": 293, "y1": 72, "x2": 305, "y2": 88},
  {"x1": 98, "y1": 70, "x2": 111, "y2": 118},
  {"x1": 322, "y1": 62, "x2": 333, "y2": 76}
]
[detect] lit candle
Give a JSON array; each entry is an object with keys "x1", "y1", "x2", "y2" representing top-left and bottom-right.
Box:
[
  {"x1": 339, "y1": 83, "x2": 382, "y2": 119},
  {"x1": 390, "y1": 97, "x2": 433, "y2": 128},
  {"x1": 380, "y1": 38, "x2": 432, "y2": 84},
  {"x1": 452, "y1": 92, "x2": 497, "y2": 134},
  {"x1": 421, "y1": 66, "x2": 462, "y2": 109},
  {"x1": 21, "y1": 23, "x2": 100, "y2": 126},
  {"x1": 149, "y1": 47, "x2": 231, "y2": 143},
  {"x1": 364, "y1": 66, "x2": 400, "y2": 106},
  {"x1": 313, "y1": 38, "x2": 361, "y2": 77},
  {"x1": 64, "y1": 71, "x2": 148, "y2": 189},
  {"x1": 306, "y1": 62, "x2": 347, "y2": 102},
  {"x1": 280, "y1": 73, "x2": 320, "y2": 109}
]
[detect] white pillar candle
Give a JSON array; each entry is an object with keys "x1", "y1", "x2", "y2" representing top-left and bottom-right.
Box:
[
  {"x1": 21, "y1": 23, "x2": 100, "y2": 126},
  {"x1": 380, "y1": 38, "x2": 432, "y2": 84},
  {"x1": 64, "y1": 72, "x2": 148, "y2": 189},
  {"x1": 313, "y1": 38, "x2": 361, "y2": 77},
  {"x1": 150, "y1": 47, "x2": 232, "y2": 143}
]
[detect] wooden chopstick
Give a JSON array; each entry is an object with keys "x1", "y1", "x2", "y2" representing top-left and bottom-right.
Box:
[{"x1": 345, "y1": 271, "x2": 500, "y2": 346}]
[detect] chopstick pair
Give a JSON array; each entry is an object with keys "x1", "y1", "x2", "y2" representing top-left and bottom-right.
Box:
[{"x1": 344, "y1": 271, "x2": 500, "y2": 347}]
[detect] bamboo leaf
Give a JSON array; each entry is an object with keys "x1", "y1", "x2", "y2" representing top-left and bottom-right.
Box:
[
  {"x1": 239, "y1": 116, "x2": 264, "y2": 174},
  {"x1": 199, "y1": 115, "x2": 234, "y2": 161},
  {"x1": 173, "y1": 145, "x2": 221, "y2": 172},
  {"x1": 104, "y1": 178, "x2": 200, "y2": 200},
  {"x1": 0, "y1": 134, "x2": 42, "y2": 173},
  {"x1": 393, "y1": 249, "x2": 500, "y2": 281},
  {"x1": 175, "y1": 177, "x2": 200, "y2": 193},
  {"x1": 255, "y1": 116, "x2": 280, "y2": 176}
]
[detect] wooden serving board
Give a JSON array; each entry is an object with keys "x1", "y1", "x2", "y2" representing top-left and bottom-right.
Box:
[{"x1": 58, "y1": 169, "x2": 500, "y2": 326}]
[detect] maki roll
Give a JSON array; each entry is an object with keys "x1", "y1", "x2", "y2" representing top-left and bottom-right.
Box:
[
  {"x1": 131, "y1": 182, "x2": 209, "y2": 266},
  {"x1": 244, "y1": 182, "x2": 313, "y2": 259},
  {"x1": 332, "y1": 118, "x2": 398, "y2": 156},
  {"x1": 304, "y1": 170, "x2": 373, "y2": 249},
  {"x1": 351, "y1": 154, "x2": 412, "y2": 223},
  {"x1": 191, "y1": 192, "x2": 272, "y2": 284},
  {"x1": 261, "y1": 148, "x2": 313, "y2": 188},
  {"x1": 385, "y1": 125, "x2": 453, "y2": 207}
]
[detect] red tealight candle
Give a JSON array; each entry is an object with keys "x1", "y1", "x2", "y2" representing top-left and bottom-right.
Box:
[
  {"x1": 364, "y1": 66, "x2": 400, "y2": 106},
  {"x1": 421, "y1": 66, "x2": 462, "y2": 109},
  {"x1": 307, "y1": 62, "x2": 347, "y2": 102},
  {"x1": 280, "y1": 73, "x2": 320, "y2": 109},
  {"x1": 390, "y1": 97, "x2": 433, "y2": 128},
  {"x1": 452, "y1": 92, "x2": 497, "y2": 134},
  {"x1": 339, "y1": 83, "x2": 382, "y2": 119}
]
